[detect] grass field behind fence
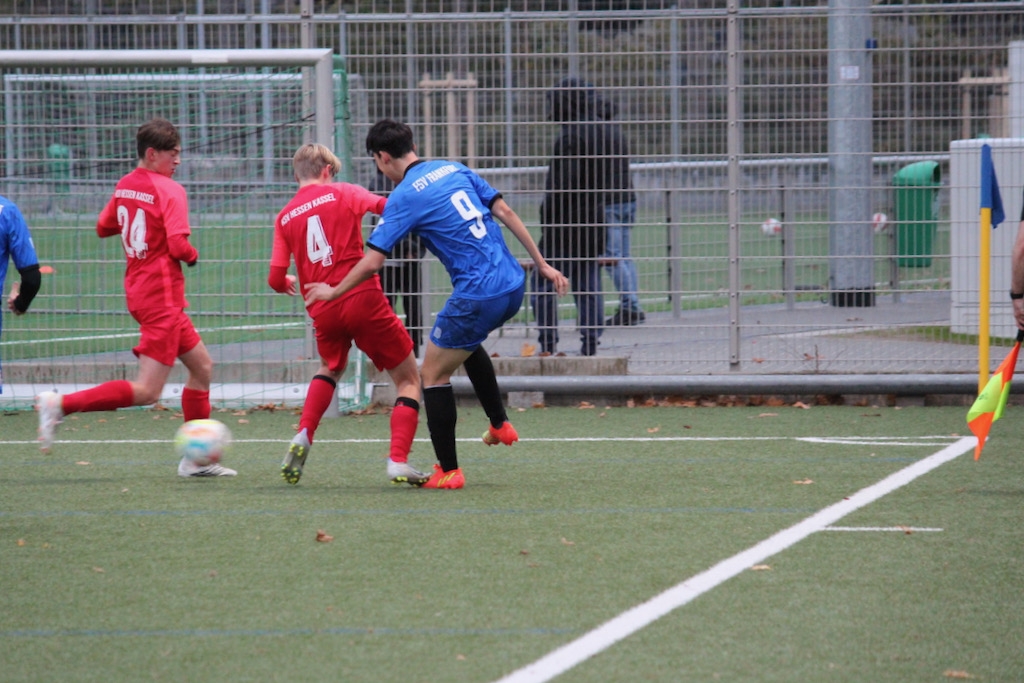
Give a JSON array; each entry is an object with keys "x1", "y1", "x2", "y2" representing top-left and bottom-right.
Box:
[
  {"x1": 1, "y1": 209, "x2": 953, "y2": 363},
  {"x1": 1, "y1": 404, "x2": 1022, "y2": 682}
]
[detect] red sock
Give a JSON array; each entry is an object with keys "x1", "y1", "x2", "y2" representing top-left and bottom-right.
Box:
[
  {"x1": 298, "y1": 375, "x2": 337, "y2": 443},
  {"x1": 61, "y1": 380, "x2": 134, "y2": 415},
  {"x1": 389, "y1": 397, "x2": 420, "y2": 463},
  {"x1": 181, "y1": 388, "x2": 211, "y2": 422}
]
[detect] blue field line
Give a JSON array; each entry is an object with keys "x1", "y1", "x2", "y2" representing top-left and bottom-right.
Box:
[
  {"x1": 0, "y1": 504, "x2": 818, "y2": 519},
  {"x1": 1, "y1": 625, "x2": 578, "y2": 639}
]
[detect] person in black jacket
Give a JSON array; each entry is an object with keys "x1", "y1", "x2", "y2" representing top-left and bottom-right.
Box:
[
  {"x1": 368, "y1": 168, "x2": 426, "y2": 356},
  {"x1": 532, "y1": 77, "x2": 609, "y2": 356},
  {"x1": 596, "y1": 96, "x2": 645, "y2": 327}
]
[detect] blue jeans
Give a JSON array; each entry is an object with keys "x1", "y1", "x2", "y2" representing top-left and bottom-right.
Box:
[
  {"x1": 532, "y1": 256, "x2": 603, "y2": 355},
  {"x1": 603, "y1": 201, "x2": 642, "y2": 313}
]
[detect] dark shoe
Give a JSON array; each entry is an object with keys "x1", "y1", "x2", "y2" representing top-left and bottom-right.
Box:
[
  {"x1": 605, "y1": 309, "x2": 646, "y2": 326},
  {"x1": 581, "y1": 340, "x2": 598, "y2": 356}
]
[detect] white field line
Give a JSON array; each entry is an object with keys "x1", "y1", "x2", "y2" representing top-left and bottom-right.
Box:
[
  {"x1": 0, "y1": 435, "x2": 959, "y2": 447},
  {"x1": 823, "y1": 526, "x2": 943, "y2": 532},
  {"x1": 491, "y1": 436, "x2": 975, "y2": 683},
  {"x1": 0, "y1": 321, "x2": 303, "y2": 347}
]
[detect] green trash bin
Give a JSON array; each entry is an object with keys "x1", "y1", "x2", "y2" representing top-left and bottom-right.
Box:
[
  {"x1": 893, "y1": 161, "x2": 941, "y2": 267},
  {"x1": 47, "y1": 143, "x2": 72, "y2": 195}
]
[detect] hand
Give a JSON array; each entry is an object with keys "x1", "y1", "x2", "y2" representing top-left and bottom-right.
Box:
[
  {"x1": 284, "y1": 274, "x2": 297, "y2": 297},
  {"x1": 540, "y1": 265, "x2": 570, "y2": 297},
  {"x1": 303, "y1": 281, "x2": 336, "y2": 306},
  {"x1": 7, "y1": 281, "x2": 23, "y2": 315}
]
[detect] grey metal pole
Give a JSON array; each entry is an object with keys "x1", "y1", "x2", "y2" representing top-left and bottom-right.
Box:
[
  {"x1": 827, "y1": 0, "x2": 875, "y2": 307},
  {"x1": 726, "y1": 0, "x2": 742, "y2": 366},
  {"x1": 669, "y1": 8, "x2": 683, "y2": 320}
]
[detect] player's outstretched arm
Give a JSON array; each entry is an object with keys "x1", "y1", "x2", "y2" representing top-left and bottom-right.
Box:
[
  {"x1": 303, "y1": 250, "x2": 386, "y2": 305},
  {"x1": 492, "y1": 198, "x2": 569, "y2": 297},
  {"x1": 7, "y1": 264, "x2": 41, "y2": 315}
]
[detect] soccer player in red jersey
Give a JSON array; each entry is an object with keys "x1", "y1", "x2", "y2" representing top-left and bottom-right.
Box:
[
  {"x1": 268, "y1": 142, "x2": 429, "y2": 486},
  {"x1": 35, "y1": 118, "x2": 234, "y2": 477}
]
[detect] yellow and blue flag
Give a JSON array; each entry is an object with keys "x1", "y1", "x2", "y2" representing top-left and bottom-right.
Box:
[{"x1": 980, "y1": 143, "x2": 1005, "y2": 229}]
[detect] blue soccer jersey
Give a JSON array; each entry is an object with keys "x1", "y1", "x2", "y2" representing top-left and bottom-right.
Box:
[
  {"x1": 367, "y1": 160, "x2": 525, "y2": 300},
  {"x1": 0, "y1": 195, "x2": 39, "y2": 391}
]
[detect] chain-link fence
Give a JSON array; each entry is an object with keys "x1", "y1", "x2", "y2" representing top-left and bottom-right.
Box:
[{"x1": 2, "y1": 2, "x2": 1022, "y2": 405}]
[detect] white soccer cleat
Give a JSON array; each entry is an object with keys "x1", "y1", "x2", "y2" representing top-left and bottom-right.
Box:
[
  {"x1": 281, "y1": 428, "x2": 311, "y2": 484},
  {"x1": 177, "y1": 458, "x2": 238, "y2": 477},
  {"x1": 36, "y1": 391, "x2": 64, "y2": 453},
  {"x1": 387, "y1": 459, "x2": 430, "y2": 486}
]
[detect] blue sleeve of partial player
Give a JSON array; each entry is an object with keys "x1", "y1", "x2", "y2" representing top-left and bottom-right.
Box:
[{"x1": 3, "y1": 203, "x2": 39, "y2": 270}]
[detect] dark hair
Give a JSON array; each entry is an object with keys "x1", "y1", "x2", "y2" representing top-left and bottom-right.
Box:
[
  {"x1": 365, "y1": 119, "x2": 415, "y2": 158},
  {"x1": 136, "y1": 118, "x2": 181, "y2": 159}
]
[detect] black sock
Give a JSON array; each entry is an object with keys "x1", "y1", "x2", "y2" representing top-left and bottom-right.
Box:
[
  {"x1": 463, "y1": 345, "x2": 507, "y2": 429},
  {"x1": 423, "y1": 384, "x2": 458, "y2": 472}
]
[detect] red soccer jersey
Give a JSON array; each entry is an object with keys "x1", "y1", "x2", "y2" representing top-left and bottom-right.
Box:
[
  {"x1": 96, "y1": 168, "x2": 198, "y2": 312},
  {"x1": 271, "y1": 181, "x2": 387, "y2": 318}
]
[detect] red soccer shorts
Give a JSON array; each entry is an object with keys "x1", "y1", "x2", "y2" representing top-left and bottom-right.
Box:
[
  {"x1": 313, "y1": 289, "x2": 414, "y2": 374},
  {"x1": 130, "y1": 307, "x2": 202, "y2": 366}
]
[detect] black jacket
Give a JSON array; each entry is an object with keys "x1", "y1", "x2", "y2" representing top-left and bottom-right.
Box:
[{"x1": 539, "y1": 78, "x2": 612, "y2": 259}]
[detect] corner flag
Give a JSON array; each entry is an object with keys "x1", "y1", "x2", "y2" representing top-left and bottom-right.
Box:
[
  {"x1": 967, "y1": 329, "x2": 1024, "y2": 460},
  {"x1": 977, "y1": 144, "x2": 1007, "y2": 394},
  {"x1": 980, "y1": 143, "x2": 1005, "y2": 229}
]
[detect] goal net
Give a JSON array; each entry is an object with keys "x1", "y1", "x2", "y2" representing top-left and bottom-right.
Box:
[{"x1": 0, "y1": 49, "x2": 372, "y2": 413}]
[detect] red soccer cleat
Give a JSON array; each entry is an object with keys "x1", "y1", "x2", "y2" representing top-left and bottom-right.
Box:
[
  {"x1": 421, "y1": 464, "x2": 465, "y2": 490},
  {"x1": 482, "y1": 421, "x2": 518, "y2": 446}
]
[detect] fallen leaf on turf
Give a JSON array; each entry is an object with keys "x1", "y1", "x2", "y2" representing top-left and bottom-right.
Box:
[
  {"x1": 757, "y1": 412, "x2": 778, "y2": 418},
  {"x1": 943, "y1": 671, "x2": 976, "y2": 679},
  {"x1": 456, "y1": 654, "x2": 467, "y2": 661},
  {"x1": 75, "y1": 461, "x2": 90, "y2": 466},
  {"x1": 647, "y1": 426, "x2": 660, "y2": 433},
  {"x1": 237, "y1": 418, "x2": 249, "y2": 424},
  {"x1": 208, "y1": 570, "x2": 218, "y2": 578},
  {"x1": 519, "y1": 549, "x2": 529, "y2": 555},
  {"x1": 793, "y1": 401, "x2": 811, "y2": 409},
  {"x1": 316, "y1": 530, "x2": 334, "y2": 543},
  {"x1": 97, "y1": 419, "x2": 106, "y2": 423},
  {"x1": 92, "y1": 566, "x2": 105, "y2": 573},
  {"x1": 16, "y1": 539, "x2": 25, "y2": 546},
  {"x1": 750, "y1": 564, "x2": 772, "y2": 571},
  {"x1": 793, "y1": 478, "x2": 814, "y2": 485},
  {"x1": 560, "y1": 537, "x2": 575, "y2": 546},
  {"x1": 626, "y1": 398, "x2": 636, "y2": 408},
  {"x1": 578, "y1": 401, "x2": 595, "y2": 409}
]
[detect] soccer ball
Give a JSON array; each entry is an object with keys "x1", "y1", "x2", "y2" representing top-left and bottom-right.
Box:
[
  {"x1": 761, "y1": 217, "x2": 782, "y2": 236},
  {"x1": 174, "y1": 419, "x2": 231, "y2": 467},
  {"x1": 871, "y1": 212, "x2": 889, "y2": 233}
]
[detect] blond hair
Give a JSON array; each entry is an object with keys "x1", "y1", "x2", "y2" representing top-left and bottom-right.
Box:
[{"x1": 292, "y1": 143, "x2": 342, "y2": 181}]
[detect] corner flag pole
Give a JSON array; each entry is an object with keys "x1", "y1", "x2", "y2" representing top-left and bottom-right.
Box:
[{"x1": 978, "y1": 144, "x2": 1005, "y2": 392}]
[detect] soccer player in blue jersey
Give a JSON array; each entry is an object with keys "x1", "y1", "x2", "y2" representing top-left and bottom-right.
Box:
[
  {"x1": 304, "y1": 119, "x2": 568, "y2": 489},
  {"x1": 1, "y1": 195, "x2": 41, "y2": 395}
]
